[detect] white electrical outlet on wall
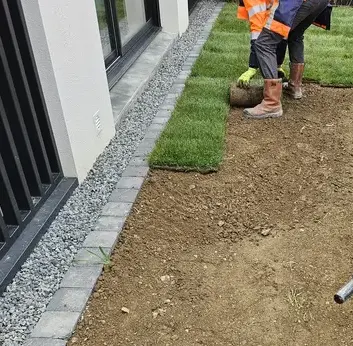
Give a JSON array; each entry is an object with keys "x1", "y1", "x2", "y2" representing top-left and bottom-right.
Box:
[{"x1": 93, "y1": 110, "x2": 102, "y2": 135}]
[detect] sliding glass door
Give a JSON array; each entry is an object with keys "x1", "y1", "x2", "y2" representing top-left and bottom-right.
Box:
[
  {"x1": 117, "y1": 0, "x2": 147, "y2": 45},
  {"x1": 96, "y1": 0, "x2": 117, "y2": 65},
  {"x1": 95, "y1": 0, "x2": 160, "y2": 86}
]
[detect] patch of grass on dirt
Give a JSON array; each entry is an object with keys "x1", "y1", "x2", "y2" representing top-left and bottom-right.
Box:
[
  {"x1": 150, "y1": 77, "x2": 229, "y2": 171},
  {"x1": 149, "y1": 4, "x2": 353, "y2": 171},
  {"x1": 149, "y1": 5, "x2": 237, "y2": 171}
]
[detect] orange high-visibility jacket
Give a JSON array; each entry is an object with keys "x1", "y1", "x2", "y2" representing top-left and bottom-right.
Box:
[
  {"x1": 238, "y1": 1, "x2": 332, "y2": 39},
  {"x1": 237, "y1": 0, "x2": 277, "y2": 40}
]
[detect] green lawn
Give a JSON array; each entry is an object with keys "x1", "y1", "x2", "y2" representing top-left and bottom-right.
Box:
[{"x1": 149, "y1": 4, "x2": 353, "y2": 171}]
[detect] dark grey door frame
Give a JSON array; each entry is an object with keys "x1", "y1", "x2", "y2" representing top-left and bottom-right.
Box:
[{"x1": 100, "y1": 0, "x2": 161, "y2": 88}]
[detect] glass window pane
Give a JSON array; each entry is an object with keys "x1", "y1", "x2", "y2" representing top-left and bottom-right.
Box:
[
  {"x1": 116, "y1": 0, "x2": 147, "y2": 46},
  {"x1": 95, "y1": 0, "x2": 113, "y2": 58}
]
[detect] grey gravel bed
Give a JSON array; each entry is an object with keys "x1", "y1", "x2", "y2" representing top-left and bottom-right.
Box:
[{"x1": 0, "y1": 1, "x2": 220, "y2": 345}]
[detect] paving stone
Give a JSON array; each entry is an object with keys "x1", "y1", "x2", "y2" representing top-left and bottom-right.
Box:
[
  {"x1": 115, "y1": 176, "x2": 144, "y2": 189},
  {"x1": 148, "y1": 123, "x2": 165, "y2": 132},
  {"x1": 164, "y1": 97, "x2": 177, "y2": 105},
  {"x1": 109, "y1": 188, "x2": 139, "y2": 203},
  {"x1": 170, "y1": 84, "x2": 185, "y2": 94},
  {"x1": 134, "y1": 147, "x2": 152, "y2": 158},
  {"x1": 191, "y1": 46, "x2": 202, "y2": 54},
  {"x1": 122, "y1": 165, "x2": 149, "y2": 177},
  {"x1": 101, "y1": 202, "x2": 133, "y2": 217},
  {"x1": 155, "y1": 110, "x2": 172, "y2": 118},
  {"x1": 134, "y1": 147, "x2": 152, "y2": 159},
  {"x1": 166, "y1": 91, "x2": 179, "y2": 97},
  {"x1": 24, "y1": 338, "x2": 66, "y2": 346},
  {"x1": 129, "y1": 157, "x2": 149, "y2": 167},
  {"x1": 173, "y1": 78, "x2": 187, "y2": 86},
  {"x1": 31, "y1": 311, "x2": 80, "y2": 339},
  {"x1": 73, "y1": 247, "x2": 112, "y2": 265},
  {"x1": 144, "y1": 130, "x2": 161, "y2": 140},
  {"x1": 182, "y1": 64, "x2": 193, "y2": 71},
  {"x1": 160, "y1": 103, "x2": 175, "y2": 111},
  {"x1": 94, "y1": 216, "x2": 125, "y2": 232},
  {"x1": 47, "y1": 288, "x2": 91, "y2": 312},
  {"x1": 110, "y1": 91, "x2": 131, "y2": 113},
  {"x1": 165, "y1": 100, "x2": 177, "y2": 108},
  {"x1": 178, "y1": 70, "x2": 190, "y2": 78},
  {"x1": 134, "y1": 139, "x2": 156, "y2": 157},
  {"x1": 82, "y1": 231, "x2": 118, "y2": 248},
  {"x1": 109, "y1": 31, "x2": 176, "y2": 124},
  {"x1": 135, "y1": 137, "x2": 156, "y2": 147},
  {"x1": 185, "y1": 57, "x2": 197, "y2": 64},
  {"x1": 112, "y1": 75, "x2": 143, "y2": 95},
  {"x1": 152, "y1": 117, "x2": 169, "y2": 125},
  {"x1": 60, "y1": 266, "x2": 102, "y2": 288},
  {"x1": 165, "y1": 93, "x2": 179, "y2": 102}
]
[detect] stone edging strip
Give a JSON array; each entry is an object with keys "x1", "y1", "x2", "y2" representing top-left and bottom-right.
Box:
[{"x1": 24, "y1": 3, "x2": 224, "y2": 345}]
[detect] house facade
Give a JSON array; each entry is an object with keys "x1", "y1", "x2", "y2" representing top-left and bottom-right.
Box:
[{"x1": 0, "y1": 0, "x2": 199, "y2": 290}]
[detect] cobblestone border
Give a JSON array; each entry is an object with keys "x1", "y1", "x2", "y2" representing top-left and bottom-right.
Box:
[{"x1": 24, "y1": 3, "x2": 224, "y2": 345}]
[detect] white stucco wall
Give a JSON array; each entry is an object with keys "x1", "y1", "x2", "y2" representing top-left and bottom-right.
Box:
[
  {"x1": 159, "y1": 0, "x2": 189, "y2": 35},
  {"x1": 21, "y1": 0, "x2": 77, "y2": 178},
  {"x1": 21, "y1": 0, "x2": 115, "y2": 182}
]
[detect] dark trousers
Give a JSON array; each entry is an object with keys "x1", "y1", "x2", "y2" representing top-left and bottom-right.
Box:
[
  {"x1": 255, "y1": 0, "x2": 329, "y2": 79},
  {"x1": 249, "y1": 39, "x2": 288, "y2": 69}
]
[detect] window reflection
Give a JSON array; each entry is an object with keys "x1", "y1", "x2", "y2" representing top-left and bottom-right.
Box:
[
  {"x1": 95, "y1": 0, "x2": 113, "y2": 58},
  {"x1": 116, "y1": 0, "x2": 147, "y2": 45}
]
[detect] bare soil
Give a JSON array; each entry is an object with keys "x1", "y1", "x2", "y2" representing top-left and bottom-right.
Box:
[{"x1": 69, "y1": 85, "x2": 353, "y2": 346}]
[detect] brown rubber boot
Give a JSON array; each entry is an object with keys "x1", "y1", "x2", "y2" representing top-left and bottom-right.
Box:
[
  {"x1": 286, "y1": 63, "x2": 304, "y2": 99},
  {"x1": 243, "y1": 79, "x2": 283, "y2": 119}
]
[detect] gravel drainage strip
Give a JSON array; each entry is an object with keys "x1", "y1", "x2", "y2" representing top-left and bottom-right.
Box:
[{"x1": 0, "y1": 1, "x2": 224, "y2": 345}]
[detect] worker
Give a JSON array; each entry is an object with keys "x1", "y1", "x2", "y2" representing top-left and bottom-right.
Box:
[
  {"x1": 237, "y1": 0, "x2": 288, "y2": 88},
  {"x1": 243, "y1": 0, "x2": 332, "y2": 119}
]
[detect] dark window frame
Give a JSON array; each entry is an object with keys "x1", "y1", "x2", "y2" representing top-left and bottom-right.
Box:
[
  {"x1": 188, "y1": 0, "x2": 200, "y2": 13},
  {"x1": 99, "y1": 0, "x2": 161, "y2": 88}
]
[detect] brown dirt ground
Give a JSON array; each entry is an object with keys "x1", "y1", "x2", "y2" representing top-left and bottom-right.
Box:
[{"x1": 69, "y1": 85, "x2": 353, "y2": 346}]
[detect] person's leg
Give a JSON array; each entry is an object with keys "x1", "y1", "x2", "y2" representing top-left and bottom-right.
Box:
[
  {"x1": 248, "y1": 38, "x2": 288, "y2": 72},
  {"x1": 243, "y1": 29, "x2": 284, "y2": 119},
  {"x1": 276, "y1": 40, "x2": 288, "y2": 81},
  {"x1": 249, "y1": 39, "x2": 258, "y2": 68},
  {"x1": 251, "y1": 35, "x2": 287, "y2": 74},
  {"x1": 254, "y1": 28, "x2": 283, "y2": 79},
  {"x1": 289, "y1": 0, "x2": 328, "y2": 64},
  {"x1": 276, "y1": 40, "x2": 288, "y2": 67},
  {"x1": 286, "y1": 0, "x2": 328, "y2": 98},
  {"x1": 238, "y1": 38, "x2": 287, "y2": 88}
]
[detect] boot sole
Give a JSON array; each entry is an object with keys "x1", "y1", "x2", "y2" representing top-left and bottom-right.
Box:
[
  {"x1": 283, "y1": 89, "x2": 302, "y2": 99},
  {"x1": 243, "y1": 110, "x2": 283, "y2": 119},
  {"x1": 285, "y1": 93, "x2": 302, "y2": 100},
  {"x1": 292, "y1": 95, "x2": 302, "y2": 100}
]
